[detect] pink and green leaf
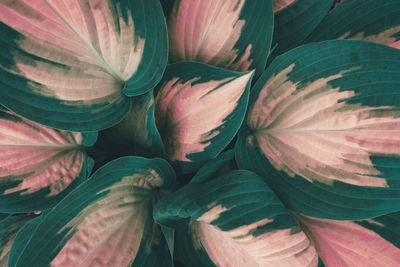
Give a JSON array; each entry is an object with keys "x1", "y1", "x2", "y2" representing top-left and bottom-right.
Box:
[
  {"x1": 12, "y1": 156, "x2": 177, "y2": 267},
  {"x1": 154, "y1": 170, "x2": 322, "y2": 267},
  {"x1": 294, "y1": 211, "x2": 400, "y2": 266},
  {"x1": 0, "y1": 109, "x2": 96, "y2": 213},
  {"x1": 166, "y1": 0, "x2": 273, "y2": 77},
  {"x1": 306, "y1": 0, "x2": 400, "y2": 49},
  {"x1": 154, "y1": 62, "x2": 253, "y2": 174},
  {"x1": 0, "y1": 0, "x2": 168, "y2": 131},
  {"x1": 236, "y1": 39, "x2": 400, "y2": 220}
]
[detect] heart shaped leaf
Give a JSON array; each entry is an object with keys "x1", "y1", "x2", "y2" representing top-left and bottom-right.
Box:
[
  {"x1": 154, "y1": 170, "x2": 321, "y2": 266},
  {"x1": 13, "y1": 156, "x2": 177, "y2": 267},
  {"x1": 236, "y1": 40, "x2": 400, "y2": 220},
  {"x1": 0, "y1": 0, "x2": 168, "y2": 131},
  {"x1": 154, "y1": 62, "x2": 253, "y2": 173},
  {"x1": 0, "y1": 109, "x2": 96, "y2": 213}
]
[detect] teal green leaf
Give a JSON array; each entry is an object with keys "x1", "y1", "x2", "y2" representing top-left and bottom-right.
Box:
[
  {"x1": 191, "y1": 150, "x2": 237, "y2": 184},
  {"x1": 294, "y1": 211, "x2": 400, "y2": 265},
  {"x1": 0, "y1": 214, "x2": 37, "y2": 267},
  {"x1": 154, "y1": 170, "x2": 320, "y2": 266},
  {"x1": 166, "y1": 0, "x2": 273, "y2": 77},
  {"x1": 8, "y1": 215, "x2": 43, "y2": 267},
  {"x1": 154, "y1": 62, "x2": 253, "y2": 174},
  {"x1": 0, "y1": 109, "x2": 96, "y2": 213},
  {"x1": 305, "y1": 0, "x2": 400, "y2": 49},
  {"x1": 104, "y1": 91, "x2": 165, "y2": 158},
  {"x1": 13, "y1": 156, "x2": 177, "y2": 267},
  {"x1": 270, "y1": 0, "x2": 334, "y2": 60},
  {"x1": 236, "y1": 39, "x2": 400, "y2": 220},
  {"x1": 0, "y1": 0, "x2": 168, "y2": 131}
]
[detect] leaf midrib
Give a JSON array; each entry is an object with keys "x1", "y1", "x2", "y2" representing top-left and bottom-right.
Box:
[{"x1": 44, "y1": 0, "x2": 124, "y2": 82}]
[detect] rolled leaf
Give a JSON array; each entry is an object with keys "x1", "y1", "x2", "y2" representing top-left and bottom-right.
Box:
[
  {"x1": 13, "y1": 156, "x2": 177, "y2": 267},
  {"x1": 154, "y1": 170, "x2": 320, "y2": 267},
  {"x1": 236, "y1": 40, "x2": 400, "y2": 220},
  {"x1": 0, "y1": 109, "x2": 96, "y2": 213},
  {"x1": 166, "y1": 0, "x2": 273, "y2": 77},
  {"x1": 154, "y1": 62, "x2": 253, "y2": 173},
  {"x1": 270, "y1": 0, "x2": 333, "y2": 59},
  {"x1": 0, "y1": 0, "x2": 168, "y2": 131},
  {"x1": 305, "y1": 0, "x2": 400, "y2": 49},
  {"x1": 294, "y1": 212, "x2": 400, "y2": 266},
  {"x1": 0, "y1": 214, "x2": 36, "y2": 267}
]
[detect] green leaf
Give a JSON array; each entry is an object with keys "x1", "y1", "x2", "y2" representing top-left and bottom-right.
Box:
[
  {"x1": 270, "y1": 0, "x2": 334, "y2": 60},
  {"x1": 13, "y1": 156, "x2": 177, "y2": 267},
  {"x1": 294, "y1": 211, "x2": 400, "y2": 266},
  {"x1": 0, "y1": 214, "x2": 37, "y2": 267},
  {"x1": 0, "y1": 0, "x2": 168, "y2": 131},
  {"x1": 305, "y1": 0, "x2": 400, "y2": 49},
  {"x1": 104, "y1": 91, "x2": 165, "y2": 158},
  {"x1": 154, "y1": 170, "x2": 320, "y2": 266},
  {"x1": 8, "y1": 215, "x2": 43, "y2": 267},
  {"x1": 154, "y1": 62, "x2": 253, "y2": 174},
  {"x1": 236, "y1": 39, "x2": 400, "y2": 220},
  {"x1": 0, "y1": 109, "x2": 96, "y2": 213},
  {"x1": 166, "y1": 0, "x2": 273, "y2": 77}
]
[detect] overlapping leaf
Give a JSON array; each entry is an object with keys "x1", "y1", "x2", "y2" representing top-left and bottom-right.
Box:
[
  {"x1": 154, "y1": 170, "x2": 321, "y2": 267},
  {"x1": 0, "y1": 0, "x2": 168, "y2": 131},
  {"x1": 270, "y1": 0, "x2": 334, "y2": 59},
  {"x1": 166, "y1": 0, "x2": 273, "y2": 77},
  {"x1": 105, "y1": 92, "x2": 164, "y2": 158},
  {"x1": 154, "y1": 62, "x2": 253, "y2": 173},
  {"x1": 294, "y1": 211, "x2": 400, "y2": 266},
  {"x1": 0, "y1": 109, "x2": 96, "y2": 213},
  {"x1": 0, "y1": 214, "x2": 36, "y2": 267},
  {"x1": 305, "y1": 0, "x2": 400, "y2": 49},
  {"x1": 12, "y1": 156, "x2": 177, "y2": 267},
  {"x1": 236, "y1": 40, "x2": 400, "y2": 220}
]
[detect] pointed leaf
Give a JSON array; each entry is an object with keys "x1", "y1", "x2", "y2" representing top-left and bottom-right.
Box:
[
  {"x1": 294, "y1": 212, "x2": 400, "y2": 266},
  {"x1": 14, "y1": 156, "x2": 177, "y2": 267},
  {"x1": 154, "y1": 170, "x2": 320, "y2": 267},
  {"x1": 0, "y1": 0, "x2": 167, "y2": 131},
  {"x1": 236, "y1": 40, "x2": 400, "y2": 220},
  {"x1": 270, "y1": 0, "x2": 334, "y2": 59},
  {"x1": 306, "y1": 0, "x2": 400, "y2": 49},
  {"x1": 166, "y1": 0, "x2": 273, "y2": 77},
  {"x1": 0, "y1": 214, "x2": 36, "y2": 267},
  {"x1": 154, "y1": 62, "x2": 253, "y2": 173},
  {"x1": 0, "y1": 109, "x2": 96, "y2": 212},
  {"x1": 105, "y1": 91, "x2": 165, "y2": 158}
]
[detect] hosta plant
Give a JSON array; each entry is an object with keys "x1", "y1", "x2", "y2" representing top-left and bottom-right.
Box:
[{"x1": 1, "y1": 0, "x2": 400, "y2": 266}]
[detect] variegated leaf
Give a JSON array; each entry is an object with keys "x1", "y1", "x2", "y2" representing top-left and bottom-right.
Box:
[
  {"x1": 0, "y1": 109, "x2": 96, "y2": 213},
  {"x1": 236, "y1": 40, "x2": 400, "y2": 220},
  {"x1": 154, "y1": 62, "x2": 253, "y2": 173},
  {"x1": 154, "y1": 170, "x2": 321, "y2": 267},
  {"x1": 13, "y1": 156, "x2": 177, "y2": 267},
  {"x1": 0, "y1": 0, "x2": 167, "y2": 131},
  {"x1": 270, "y1": 0, "x2": 334, "y2": 60},
  {"x1": 306, "y1": 0, "x2": 400, "y2": 49},
  {"x1": 0, "y1": 214, "x2": 36, "y2": 267},
  {"x1": 294, "y1": 212, "x2": 400, "y2": 266},
  {"x1": 166, "y1": 0, "x2": 273, "y2": 77}
]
